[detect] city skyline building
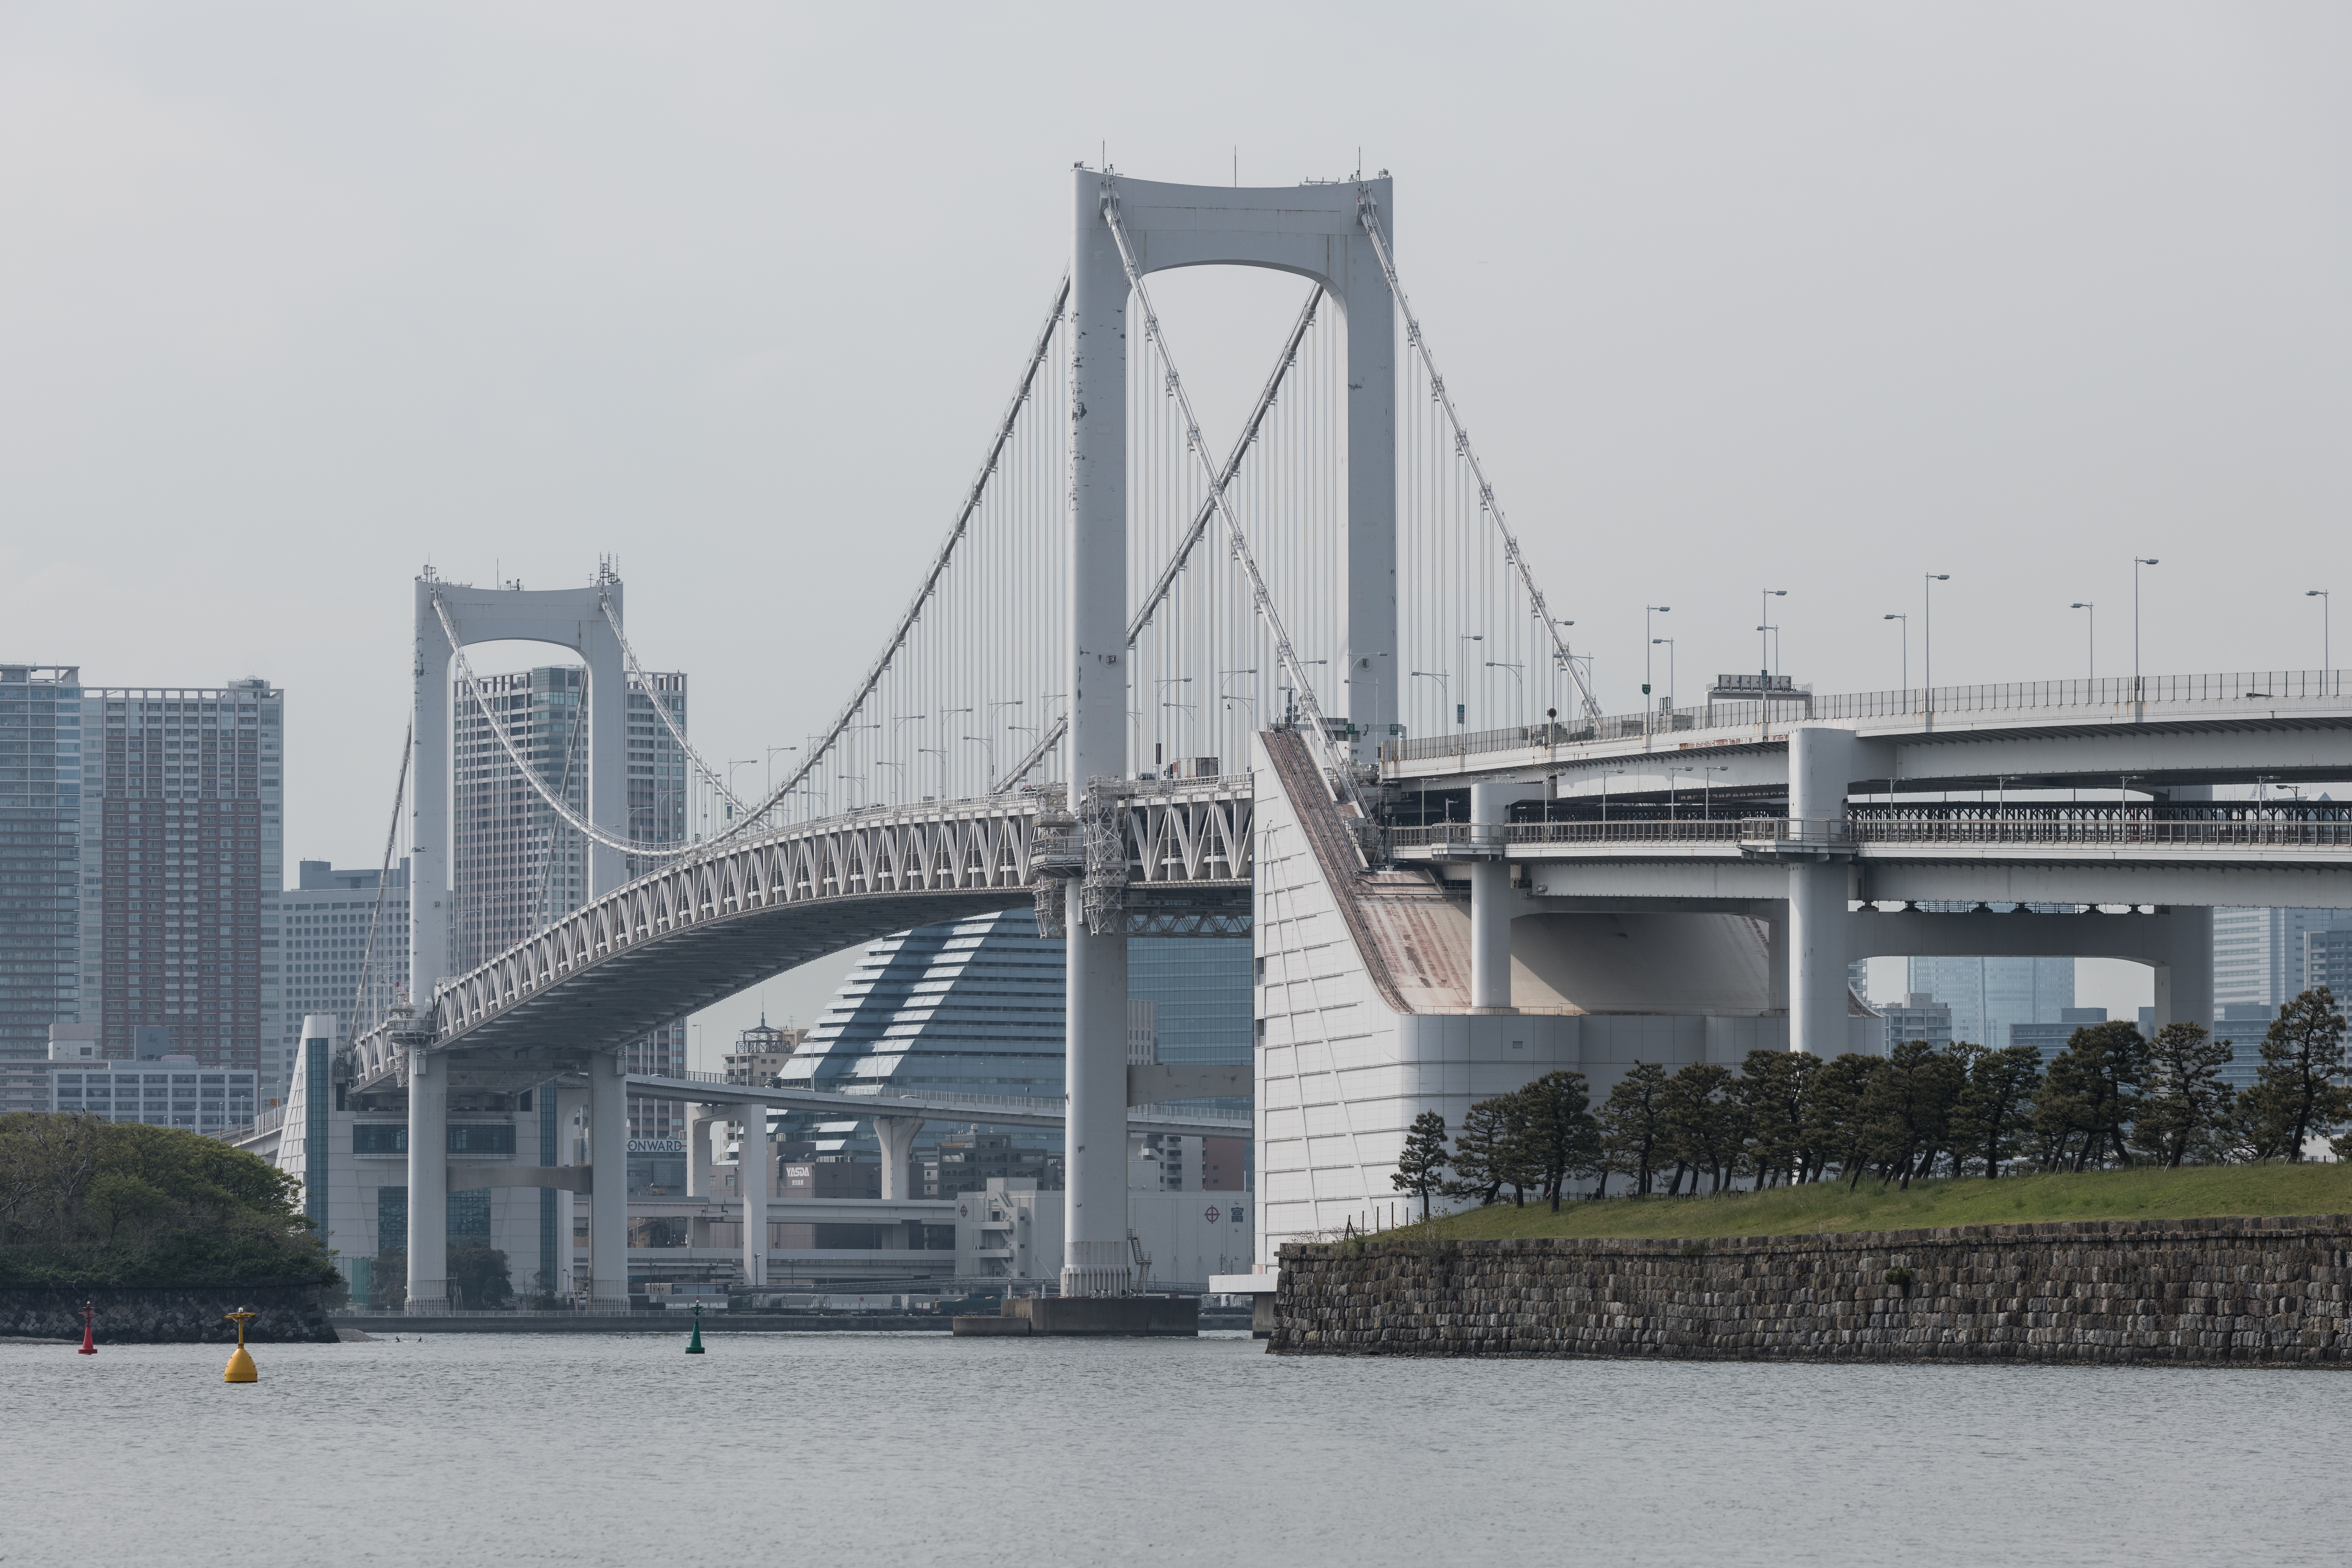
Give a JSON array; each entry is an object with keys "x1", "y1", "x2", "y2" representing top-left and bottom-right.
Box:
[
  {"x1": 273, "y1": 858, "x2": 409, "y2": 1104},
  {"x1": 451, "y1": 664, "x2": 689, "y2": 1137},
  {"x1": 1879, "y1": 993, "x2": 1953, "y2": 1054},
  {"x1": 1904, "y1": 955, "x2": 2073, "y2": 1051},
  {"x1": 778, "y1": 909, "x2": 1256, "y2": 1171},
  {"x1": 2214, "y1": 906, "x2": 2352, "y2": 1010},
  {"x1": 0, "y1": 666, "x2": 83, "y2": 1114}
]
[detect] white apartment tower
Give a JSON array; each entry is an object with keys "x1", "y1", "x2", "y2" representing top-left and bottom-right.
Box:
[{"x1": 451, "y1": 665, "x2": 690, "y2": 1137}]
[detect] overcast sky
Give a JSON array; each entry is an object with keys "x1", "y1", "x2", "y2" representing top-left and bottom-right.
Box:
[{"x1": 6, "y1": 2, "x2": 2346, "y2": 1041}]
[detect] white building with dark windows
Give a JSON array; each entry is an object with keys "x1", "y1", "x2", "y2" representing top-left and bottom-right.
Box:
[
  {"x1": 275, "y1": 859, "x2": 409, "y2": 1106},
  {"x1": 453, "y1": 664, "x2": 689, "y2": 1138},
  {"x1": 48, "y1": 1024, "x2": 256, "y2": 1133}
]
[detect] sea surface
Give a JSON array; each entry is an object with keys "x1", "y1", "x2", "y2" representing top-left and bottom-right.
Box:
[{"x1": 7, "y1": 1329, "x2": 2345, "y2": 1566}]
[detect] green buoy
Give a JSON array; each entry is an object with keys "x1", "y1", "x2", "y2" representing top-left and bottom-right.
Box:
[{"x1": 685, "y1": 1300, "x2": 706, "y2": 1354}]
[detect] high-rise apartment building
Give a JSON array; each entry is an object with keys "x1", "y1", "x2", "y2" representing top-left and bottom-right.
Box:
[
  {"x1": 0, "y1": 666, "x2": 83, "y2": 1113},
  {"x1": 2214, "y1": 907, "x2": 2352, "y2": 1010},
  {"x1": 83, "y1": 682, "x2": 283, "y2": 1083},
  {"x1": 1904, "y1": 956, "x2": 2073, "y2": 1050},
  {"x1": 274, "y1": 858, "x2": 409, "y2": 1102},
  {"x1": 451, "y1": 665, "x2": 688, "y2": 1137}
]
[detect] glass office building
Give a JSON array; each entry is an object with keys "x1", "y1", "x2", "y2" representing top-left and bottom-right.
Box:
[{"x1": 0, "y1": 666, "x2": 83, "y2": 1114}]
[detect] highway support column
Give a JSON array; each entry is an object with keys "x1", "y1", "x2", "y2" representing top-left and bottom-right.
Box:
[
  {"x1": 1788, "y1": 725, "x2": 1856, "y2": 1058},
  {"x1": 740, "y1": 1099, "x2": 768, "y2": 1292},
  {"x1": 2154, "y1": 786, "x2": 2216, "y2": 1027},
  {"x1": 1470, "y1": 781, "x2": 1514, "y2": 1009},
  {"x1": 588, "y1": 1051, "x2": 629, "y2": 1312},
  {"x1": 873, "y1": 1115, "x2": 921, "y2": 1202},
  {"x1": 404, "y1": 1045, "x2": 448, "y2": 1313}
]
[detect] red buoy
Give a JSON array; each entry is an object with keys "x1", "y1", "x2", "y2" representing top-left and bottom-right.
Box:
[{"x1": 78, "y1": 1299, "x2": 97, "y2": 1355}]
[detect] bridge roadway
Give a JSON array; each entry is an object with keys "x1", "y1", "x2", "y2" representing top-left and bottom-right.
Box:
[{"x1": 362, "y1": 665, "x2": 2352, "y2": 1306}]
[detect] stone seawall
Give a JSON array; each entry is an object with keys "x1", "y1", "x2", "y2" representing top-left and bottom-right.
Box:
[
  {"x1": 1271, "y1": 1215, "x2": 2352, "y2": 1364},
  {"x1": 0, "y1": 1285, "x2": 338, "y2": 1344}
]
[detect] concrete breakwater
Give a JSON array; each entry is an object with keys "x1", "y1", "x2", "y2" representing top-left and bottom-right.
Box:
[
  {"x1": 1271, "y1": 1214, "x2": 2352, "y2": 1364},
  {"x1": 0, "y1": 1284, "x2": 338, "y2": 1344}
]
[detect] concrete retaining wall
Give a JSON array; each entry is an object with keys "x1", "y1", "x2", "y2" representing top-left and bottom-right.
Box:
[
  {"x1": 0, "y1": 1285, "x2": 338, "y2": 1344},
  {"x1": 1271, "y1": 1214, "x2": 2352, "y2": 1364}
]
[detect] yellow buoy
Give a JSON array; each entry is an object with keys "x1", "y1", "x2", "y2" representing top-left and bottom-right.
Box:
[{"x1": 223, "y1": 1308, "x2": 259, "y2": 1383}]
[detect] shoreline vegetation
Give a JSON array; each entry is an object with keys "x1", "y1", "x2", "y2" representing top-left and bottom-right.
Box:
[
  {"x1": 0, "y1": 1112, "x2": 340, "y2": 1287},
  {"x1": 1394, "y1": 1161, "x2": 2352, "y2": 1243}
]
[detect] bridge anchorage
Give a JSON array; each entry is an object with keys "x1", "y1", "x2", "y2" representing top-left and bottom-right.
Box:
[{"x1": 279, "y1": 165, "x2": 2352, "y2": 1309}]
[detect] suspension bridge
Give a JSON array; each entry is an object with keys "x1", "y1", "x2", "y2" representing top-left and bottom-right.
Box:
[{"x1": 295, "y1": 168, "x2": 2352, "y2": 1313}]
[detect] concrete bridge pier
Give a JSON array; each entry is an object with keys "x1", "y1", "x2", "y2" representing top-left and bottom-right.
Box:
[
  {"x1": 1790, "y1": 725, "x2": 1858, "y2": 1058},
  {"x1": 684, "y1": 1105, "x2": 722, "y2": 1197},
  {"x1": 1469, "y1": 781, "x2": 1515, "y2": 1009},
  {"x1": 588, "y1": 1051, "x2": 630, "y2": 1312},
  {"x1": 404, "y1": 1045, "x2": 448, "y2": 1313},
  {"x1": 873, "y1": 1115, "x2": 921, "y2": 1202},
  {"x1": 1064, "y1": 925, "x2": 1132, "y2": 1295},
  {"x1": 740, "y1": 1101, "x2": 768, "y2": 1291},
  {"x1": 2153, "y1": 784, "x2": 2216, "y2": 1028}
]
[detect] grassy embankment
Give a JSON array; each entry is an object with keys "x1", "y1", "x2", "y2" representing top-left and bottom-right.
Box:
[{"x1": 1403, "y1": 1162, "x2": 2352, "y2": 1243}]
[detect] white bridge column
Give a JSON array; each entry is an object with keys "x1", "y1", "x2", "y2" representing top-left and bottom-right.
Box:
[
  {"x1": 740, "y1": 1101, "x2": 768, "y2": 1292},
  {"x1": 1788, "y1": 725, "x2": 1857, "y2": 1057},
  {"x1": 1469, "y1": 781, "x2": 1514, "y2": 1010},
  {"x1": 1064, "y1": 171, "x2": 1134, "y2": 1298},
  {"x1": 404, "y1": 1045, "x2": 447, "y2": 1313},
  {"x1": 588, "y1": 1051, "x2": 629, "y2": 1312},
  {"x1": 872, "y1": 1115, "x2": 921, "y2": 1202},
  {"x1": 684, "y1": 1105, "x2": 720, "y2": 1198}
]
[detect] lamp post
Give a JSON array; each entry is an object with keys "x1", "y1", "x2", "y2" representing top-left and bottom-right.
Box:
[
  {"x1": 1411, "y1": 670, "x2": 1450, "y2": 730},
  {"x1": 1648, "y1": 640, "x2": 1673, "y2": 714},
  {"x1": 1456, "y1": 636, "x2": 1483, "y2": 727},
  {"x1": 2133, "y1": 558, "x2": 2159, "y2": 719},
  {"x1": 2308, "y1": 590, "x2": 2331, "y2": 678},
  {"x1": 1923, "y1": 574, "x2": 1949, "y2": 728},
  {"x1": 1759, "y1": 591, "x2": 1786, "y2": 674},
  {"x1": 1486, "y1": 660, "x2": 1526, "y2": 713},
  {"x1": 2070, "y1": 602, "x2": 2094, "y2": 683},
  {"x1": 1883, "y1": 614, "x2": 1907, "y2": 695},
  {"x1": 963, "y1": 735, "x2": 996, "y2": 783},
  {"x1": 1644, "y1": 605, "x2": 1670, "y2": 711}
]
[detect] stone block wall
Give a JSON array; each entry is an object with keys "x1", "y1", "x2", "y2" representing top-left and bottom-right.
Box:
[
  {"x1": 1271, "y1": 1215, "x2": 2352, "y2": 1364},
  {"x1": 0, "y1": 1284, "x2": 338, "y2": 1344}
]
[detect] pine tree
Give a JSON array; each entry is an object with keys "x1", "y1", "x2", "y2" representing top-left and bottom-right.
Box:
[
  {"x1": 1952, "y1": 1043, "x2": 2042, "y2": 1178},
  {"x1": 1738, "y1": 1049, "x2": 1817, "y2": 1188},
  {"x1": 1811, "y1": 1053, "x2": 1883, "y2": 1188},
  {"x1": 1661, "y1": 1063, "x2": 1735, "y2": 1194},
  {"x1": 1442, "y1": 1093, "x2": 1538, "y2": 1207},
  {"x1": 2132, "y1": 1022, "x2": 2236, "y2": 1167},
  {"x1": 1520, "y1": 1070, "x2": 1602, "y2": 1212},
  {"x1": 2032, "y1": 1022, "x2": 2145, "y2": 1171},
  {"x1": 1390, "y1": 1110, "x2": 1451, "y2": 1221},
  {"x1": 1597, "y1": 1062, "x2": 1669, "y2": 1196},
  {"x1": 2239, "y1": 988, "x2": 2352, "y2": 1161},
  {"x1": 1856, "y1": 1039, "x2": 1964, "y2": 1189}
]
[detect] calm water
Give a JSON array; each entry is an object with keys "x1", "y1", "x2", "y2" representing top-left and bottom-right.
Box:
[{"x1": 6, "y1": 1331, "x2": 2345, "y2": 1566}]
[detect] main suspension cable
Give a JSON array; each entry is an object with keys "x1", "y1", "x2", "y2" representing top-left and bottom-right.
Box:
[
  {"x1": 730, "y1": 274, "x2": 1072, "y2": 832},
  {"x1": 346, "y1": 718, "x2": 410, "y2": 1052},
  {"x1": 435, "y1": 595, "x2": 685, "y2": 858},
  {"x1": 1356, "y1": 187, "x2": 1600, "y2": 724}
]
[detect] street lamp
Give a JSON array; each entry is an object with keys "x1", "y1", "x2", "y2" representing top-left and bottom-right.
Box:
[
  {"x1": 1759, "y1": 591, "x2": 1786, "y2": 674},
  {"x1": 1644, "y1": 606, "x2": 1670, "y2": 706},
  {"x1": 1485, "y1": 660, "x2": 1526, "y2": 715},
  {"x1": 1923, "y1": 574, "x2": 1950, "y2": 724},
  {"x1": 1883, "y1": 614, "x2": 1908, "y2": 693},
  {"x1": 2069, "y1": 603, "x2": 2094, "y2": 682},
  {"x1": 1456, "y1": 636, "x2": 1484, "y2": 726},
  {"x1": 2133, "y1": 558, "x2": 2159, "y2": 696},
  {"x1": 963, "y1": 735, "x2": 996, "y2": 782},
  {"x1": 1647, "y1": 641, "x2": 1673, "y2": 715},
  {"x1": 2308, "y1": 590, "x2": 2331, "y2": 675},
  {"x1": 1411, "y1": 670, "x2": 1451, "y2": 729}
]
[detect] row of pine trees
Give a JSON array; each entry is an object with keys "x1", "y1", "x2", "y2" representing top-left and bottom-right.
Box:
[{"x1": 1391, "y1": 987, "x2": 2352, "y2": 1218}]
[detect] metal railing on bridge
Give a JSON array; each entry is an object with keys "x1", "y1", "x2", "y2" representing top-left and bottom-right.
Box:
[
  {"x1": 649, "y1": 1069, "x2": 1251, "y2": 1125},
  {"x1": 1387, "y1": 805, "x2": 2352, "y2": 856},
  {"x1": 1380, "y1": 667, "x2": 2352, "y2": 766}
]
